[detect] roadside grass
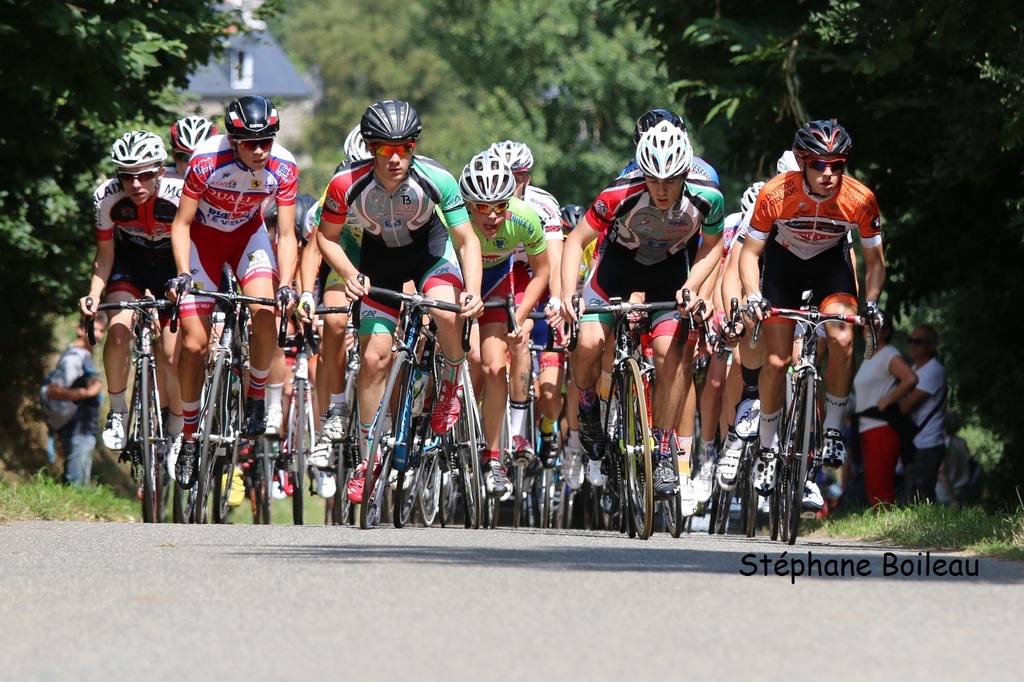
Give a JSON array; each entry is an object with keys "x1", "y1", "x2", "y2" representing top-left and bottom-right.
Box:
[
  {"x1": 0, "y1": 473, "x2": 137, "y2": 523},
  {"x1": 809, "y1": 503, "x2": 1024, "y2": 560}
]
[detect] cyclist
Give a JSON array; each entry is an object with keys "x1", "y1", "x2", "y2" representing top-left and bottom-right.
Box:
[
  {"x1": 621, "y1": 108, "x2": 720, "y2": 185},
  {"x1": 488, "y1": 140, "x2": 564, "y2": 465},
  {"x1": 168, "y1": 116, "x2": 218, "y2": 179},
  {"x1": 461, "y1": 150, "x2": 549, "y2": 494},
  {"x1": 561, "y1": 120, "x2": 725, "y2": 500},
  {"x1": 315, "y1": 100, "x2": 483, "y2": 502},
  {"x1": 740, "y1": 120, "x2": 885, "y2": 495},
  {"x1": 166, "y1": 95, "x2": 300, "y2": 487},
  {"x1": 81, "y1": 131, "x2": 185, "y2": 475}
]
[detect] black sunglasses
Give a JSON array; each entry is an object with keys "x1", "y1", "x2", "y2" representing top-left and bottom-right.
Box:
[
  {"x1": 908, "y1": 337, "x2": 929, "y2": 345},
  {"x1": 118, "y1": 169, "x2": 159, "y2": 184}
]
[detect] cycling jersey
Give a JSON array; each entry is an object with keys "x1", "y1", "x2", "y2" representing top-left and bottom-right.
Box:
[
  {"x1": 479, "y1": 197, "x2": 546, "y2": 270},
  {"x1": 321, "y1": 156, "x2": 470, "y2": 247},
  {"x1": 585, "y1": 168, "x2": 724, "y2": 266},
  {"x1": 93, "y1": 176, "x2": 183, "y2": 251},
  {"x1": 183, "y1": 135, "x2": 298, "y2": 233},
  {"x1": 721, "y1": 212, "x2": 743, "y2": 260},
  {"x1": 748, "y1": 171, "x2": 881, "y2": 259}
]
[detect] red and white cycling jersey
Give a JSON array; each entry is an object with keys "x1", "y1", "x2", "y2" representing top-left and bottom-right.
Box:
[
  {"x1": 748, "y1": 171, "x2": 881, "y2": 259},
  {"x1": 512, "y1": 184, "x2": 562, "y2": 266},
  {"x1": 93, "y1": 175, "x2": 183, "y2": 251},
  {"x1": 182, "y1": 135, "x2": 298, "y2": 233}
]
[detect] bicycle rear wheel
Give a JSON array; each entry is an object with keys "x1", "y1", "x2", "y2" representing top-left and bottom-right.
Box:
[
  {"x1": 416, "y1": 437, "x2": 441, "y2": 526},
  {"x1": 618, "y1": 359, "x2": 654, "y2": 540},
  {"x1": 787, "y1": 375, "x2": 815, "y2": 545},
  {"x1": 391, "y1": 362, "x2": 417, "y2": 529}
]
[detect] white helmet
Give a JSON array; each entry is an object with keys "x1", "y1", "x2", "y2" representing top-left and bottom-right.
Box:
[
  {"x1": 776, "y1": 150, "x2": 800, "y2": 174},
  {"x1": 460, "y1": 150, "x2": 517, "y2": 203},
  {"x1": 111, "y1": 131, "x2": 167, "y2": 169},
  {"x1": 488, "y1": 140, "x2": 534, "y2": 173},
  {"x1": 170, "y1": 116, "x2": 218, "y2": 154},
  {"x1": 741, "y1": 181, "x2": 766, "y2": 214},
  {"x1": 635, "y1": 121, "x2": 692, "y2": 179},
  {"x1": 344, "y1": 124, "x2": 371, "y2": 161}
]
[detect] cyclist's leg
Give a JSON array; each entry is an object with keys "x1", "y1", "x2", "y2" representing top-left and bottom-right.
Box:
[
  {"x1": 100, "y1": 290, "x2": 136, "y2": 449},
  {"x1": 235, "y1": 226, "x2": 278, "y2": 437},
  {"x1": 318, "y1": 281, "x2": 351, "y2": 439},
  {"x1": 479, "y1": 322, "x2": 510, "y2": 471},
  {"x1": 507, "y1": 263, "x2": 534, "y2": 456},
  {"x1": 816, "y1": 245, "x2": 859, "y2": 468},
  {"x1": 537, "y1": 355, "x2": 564, "y2": 464},
  {"x1": 650, "y1": 314, "x2": 687, "y2": 497}
]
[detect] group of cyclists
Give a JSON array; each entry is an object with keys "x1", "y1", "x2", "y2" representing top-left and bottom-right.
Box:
[{"x1": 79, "y1": 92, "x2": 885, "y2": 533}]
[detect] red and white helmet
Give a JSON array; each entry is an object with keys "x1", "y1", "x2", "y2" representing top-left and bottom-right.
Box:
[{"x1": 170, "y1": 116, "x2": 218, "y2": 154}]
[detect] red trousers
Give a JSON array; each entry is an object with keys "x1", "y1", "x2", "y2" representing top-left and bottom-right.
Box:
[{"x1": 860, "y1": 425, "x2": 901, "y2": 507}]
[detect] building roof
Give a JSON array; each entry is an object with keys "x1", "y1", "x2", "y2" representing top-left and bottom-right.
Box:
[{"x1": 186, "y1": 30, "x2": 312, "y2": 101}]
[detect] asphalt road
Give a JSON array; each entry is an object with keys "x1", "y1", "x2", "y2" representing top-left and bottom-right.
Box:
[{"x1": 1, "y1": 521, "x2": 1021, "y2": 681}]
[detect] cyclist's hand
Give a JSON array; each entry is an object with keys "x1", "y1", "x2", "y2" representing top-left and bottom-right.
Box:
[
  {"x1": 165, "y1": 273, "x2": 192, "y2": 303},
  {"x1": 345, "y1": 272, "x2": 368, "y2": 301},
  {"x1": 507, "y1": 323, "x2": 526, "y2": 346},
  {"x1": 563, "y1": 295, "x2": 583, "y2": 323},
  {"x1": 460, "y1": 292, "x2": 484, "y2": 319},
  {"x1": 744, "y1": 293, "x2": 770, "y2": 322},
  {"x1": 544, "y1": 296, "x2": 564, "y2": 328},
  {"x1": 676, "y1": 287, "x2": 698, "y2": 315},
  {"x1": 79, "y1": 295, "x2": 97, "y2": 317},
  {"x1": 297, "y1": 290, "x2": 316, "y2": 324},
  {"x1": 277, "y1": 286, "x2": 298, "y2": 314},
  {"x1": 694, "y1": 297, "x2": 713, "y2": 322},
  {"x1": 860, "y1": 301, "x2": 885, "y2": 330}
]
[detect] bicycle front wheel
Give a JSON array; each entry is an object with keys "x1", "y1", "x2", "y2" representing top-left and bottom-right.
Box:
[
  {"x1": 137, "y1": 357, "x2": 159, "y2": 523},
  {"x1": 618, "y1": 359, "x2": 654, "y2": 540}
]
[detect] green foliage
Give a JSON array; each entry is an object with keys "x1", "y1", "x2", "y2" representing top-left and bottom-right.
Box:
[
  {"x1": 280, "y1": 0, "x2": 676, "y2": 203},
  {"x1": 0, "y1": 1, "x2": 236, "y2": 468},
  {"x1": 619, "y1": 0, "x2": 1024, "y2": 502}
]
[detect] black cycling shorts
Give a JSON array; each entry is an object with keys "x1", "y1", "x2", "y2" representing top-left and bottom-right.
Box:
[{"x1": 760, "y1": 236, "x2": 857, "y2": 310}]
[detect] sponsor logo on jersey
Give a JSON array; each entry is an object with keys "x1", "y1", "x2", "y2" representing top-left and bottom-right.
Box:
[
  {"x1": 251, "y1": 179, "x2": 263, "y2": 189},
  {"x1": 594, "y1": 200, "x2": 608, "y2": 216},
  {"x1": 193, "y1": 157, "x2": 215, "y2": 178},
  {"x1": 324, "y1": 195, "x2": 341, "y2": 212},
  {"x1": 494, "y1": 238, "x2": 507, "y2": 250}
]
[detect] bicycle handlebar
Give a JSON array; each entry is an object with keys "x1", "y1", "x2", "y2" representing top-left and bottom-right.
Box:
[
  {"x1": 85, "y1": 296, "x2": 172, "y2": 345},
  {"x1": 365, "y1": 285, "x2": 473, "y2": 353},
  {"x1": 714, "y1": 297, "x2": 742, "y2": 359},
  {"x1": 749, "y1": 307, "x2": 875, "y2": 359},
  {"x1": 566, "y1": 294, "x2": 680, "y2": 351}
]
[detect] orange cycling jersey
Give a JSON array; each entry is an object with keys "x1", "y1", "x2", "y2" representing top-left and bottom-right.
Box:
[{"x1": 748, "y1": 171, "x2": 881, "y2": 260}]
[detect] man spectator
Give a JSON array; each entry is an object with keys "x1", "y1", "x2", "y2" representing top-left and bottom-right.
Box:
[
  {"x1": 46, "y1": 315, "x2": 106, "y2": 486},
  {"x1": 900, "y1": 324, "x2": 947, "y2": 503}
]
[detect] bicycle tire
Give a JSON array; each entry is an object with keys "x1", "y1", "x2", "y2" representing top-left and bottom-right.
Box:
[
  {"x1": 136, "y1": 357, "x2": 157, "y2": 523},
  {"x1": 457, "y1": 365, "x2": 484, "y2": 529},
  {"x1": 391, "y1": 360, "x2": 417, "y2": 528},
  {"x1": 743, "y1": 443, "x2": 758, "y2": 538},
  {"x1": 620, "y1": 359, "x2": 654, "y2": 540},
  {"x1": 194, "y1": 356, "x2": 226, "y2": 524},
  {"x1": 332, "y1": 402, "x2": 359, "y2": 525},
  {"x1": 512, "y1": 463, "x2": 524, "y2": 528},
  {"x1": 664, "y1": 448, "x2": 683, "y2": 538},
  {"x1": 361, "y1": 357, "x2": 405, "y2": 530},
  {"x1": 214, "y1": 363, "x2": 245, "y2": 524},
  {"x1": 416, "y1": 444, "x2": 441, "y2": 526},
  {"x1": 715, "y1": 485, "x2": 733, "y2": 535},
  {"x1": 787, "y1": 374, "x2": 815, "y2": 545}
]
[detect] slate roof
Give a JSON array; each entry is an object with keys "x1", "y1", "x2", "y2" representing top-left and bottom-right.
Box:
[{"x1": 186, "y1": 30, "x2": 312, "y2": 100}]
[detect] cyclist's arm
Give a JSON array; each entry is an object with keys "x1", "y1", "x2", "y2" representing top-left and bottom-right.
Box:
[
  {"x1": 47, "y1": 376, "x2": 102, "y2": 402},
  {"x1": 298, "y1": 221, "x2": 321, "y2": 294},
  {"x1": 316, "y1": 216, "x2": 358, "y2": 283},
  {"x1": 738, "y1": 234, "x2": 766, "y2": 299},
  {"x1": 560, "y1": 214, "x2": 601, "y2": 304},
  {"x1": 82, "y1": 239, "x2": 114, "y2": 312},
  {"x1": 171, "y1": 194, "x2": 200, "y2": 277},
  {"x1": 519, "y1": 249, "x2": 550, "y2": 327},
  {"x1": 448, "y1": 219, "x2": 482, "y2": 299},
  {"x1": 877, "y1": 354, "x2": 918, "y2": 411},
  {"x1": 860, "y1": 242, "x2": 886, "y2": 304},
  {"x1": 681, "y1": 231, "x2": 723, "y2": 298},
  {"x1": 721, "y1": 239, "x2": 744, "y2": 306},
  {"x1": 545, "y1": 238, "x2": 563, "y2": 301},
  {"x1": 275, "y1": 202, "x2": 298, "y2": 290}
]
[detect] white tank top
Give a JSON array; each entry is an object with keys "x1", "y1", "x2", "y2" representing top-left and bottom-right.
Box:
[{"x1": 852, "y1": 344, "x2": 901, "y2": 432}]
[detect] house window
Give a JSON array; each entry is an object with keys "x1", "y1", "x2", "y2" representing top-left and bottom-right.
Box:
[{"x1": 230, "y1": 49, "x2": 254, "y2": 90}]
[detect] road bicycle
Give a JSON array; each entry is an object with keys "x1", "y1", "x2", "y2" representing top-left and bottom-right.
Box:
[{"x1": 87, "y1": 296, "x2": 172, "y2": 523}]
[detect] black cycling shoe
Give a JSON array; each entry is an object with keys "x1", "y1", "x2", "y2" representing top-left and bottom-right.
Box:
[
  {"x1": 653, "y1": 457, "x2": 680, "y2": 499},
  {"x1": 577, "y1": 407, "x2": 605, "y2": 461},
  {"x1": 176, "y1": 440, "x2": 199, "y2": 488},
  {"x1": 242, "y1": 397, "x2": 267, "y2": 438},
  {"x1": 538, "y1": 430, "x2": 558, "y2": 468}
]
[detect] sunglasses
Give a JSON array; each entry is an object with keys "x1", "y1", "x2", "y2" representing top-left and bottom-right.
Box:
[
  {"x1": 370, "y1": 141, "x2": 416, "y2": 157},
  {"x1": 471, "y1": 201, "x2": 509, "y2": 214},
  {"x1": 173, "y1": 151, "x2": 191, "y2": 163},
  {"x1": 908, "y1": 337, "x2": 929, "y2": 345},
  {"x1": 118, "y1": 169, "x2": 159, "y2": 184},
  {"x1": 806, "y1": 158, "x2": 847, "y2": 173},
  {"x1": 233, "y1": 137, "x2": 275, "y2": 151}
]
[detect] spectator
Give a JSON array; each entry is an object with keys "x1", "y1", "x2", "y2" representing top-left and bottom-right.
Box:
[
  {"x1": 936, "y1": 411, "x2": 971, "y2": 507},
  {"x1": 900, "y1": 324, "x2": 947, "y2": 503},
  {"x1": 46, "y1": 315, "x2": 105, "y2": 486},
  {"x1": 852, "y1": 310, "x2": 918, "y2": 506}
]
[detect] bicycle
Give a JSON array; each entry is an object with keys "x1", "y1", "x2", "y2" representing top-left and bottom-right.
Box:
[
  {"x1": 169, "y1": 274, "x2": 286, "y2": 524},
  {"x1": 568, "y1": 295, "x2": 680, "y2": 540},
  {"x1": 355, "y1": 285, "x2": 472, "y2": 530},
  {"x1": 749, "y1": 299, "x2": 875, "y2": 544},
  {"x1": 86, "y1": 296, "x2": 173, "y2": 523}
]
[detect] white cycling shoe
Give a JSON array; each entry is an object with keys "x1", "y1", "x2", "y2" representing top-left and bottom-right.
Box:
[
  {"x1": 802, "y1": 481, "x2": 824, "y2": 512},
  {"x1": 753, "y1": 448, "x2": 779, "y2": 495},
  {"x1": 734, "y1": 398, "x2": 760, "y2": 441},
  {"x1": 585, "y1": 458, "x2": 607, "y2": 487},
  {"x1": 679, "y1": 476, "x2": 698, "y2": 517},
  {"x1": 716, "y1": 428, "x2": 742, "y2": 491},
  {"x1": 102, "y1": 411, "x2": 126, "y2": 450},
  {"x1": 264, "y1": 405, "x2": 283, "y2": 437},
  {"x1": 692, "y1": 457, "x2": 715, "y2": 503}
]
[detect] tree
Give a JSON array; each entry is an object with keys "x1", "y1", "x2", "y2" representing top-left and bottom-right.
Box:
[
  {"x1": 0, "y1": 1, "x2": 236, "y2": 469},
  {"x1": 620, "y1": 0, "x2": 1024, "y2": 503}
]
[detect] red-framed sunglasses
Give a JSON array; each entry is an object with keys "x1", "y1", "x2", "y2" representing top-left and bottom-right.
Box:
[
  {"x1": 233, "y1": 137, "x2": 275, "y2": 151},
  {"x1": 369, "y1": 141, "x2": 417, "y2": 157},
  {"x1": 806, "y1": 158, "x2": 847, "y2": 173}
]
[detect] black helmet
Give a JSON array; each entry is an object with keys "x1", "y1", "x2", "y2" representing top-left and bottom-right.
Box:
[
  {"x1": 633, "y1": 108, "x2": 685, "y2": 145},
  {"x1": 360, "y1": 100, "x2": 422, "y2": 143},
  {"x1": 225, "y1": 96, "x2": 280, "y2": 138},
  {"x1": 561, "y1": 204, "x2": 586, "y2": 233},
  {"x1": 793, "y1": 119, "x2": 852, "y2": 157}
]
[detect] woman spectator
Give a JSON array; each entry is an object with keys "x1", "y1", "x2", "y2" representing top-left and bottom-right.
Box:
[{"x1": 853, "y1": 311, "x2": 918, "y2": 506}]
